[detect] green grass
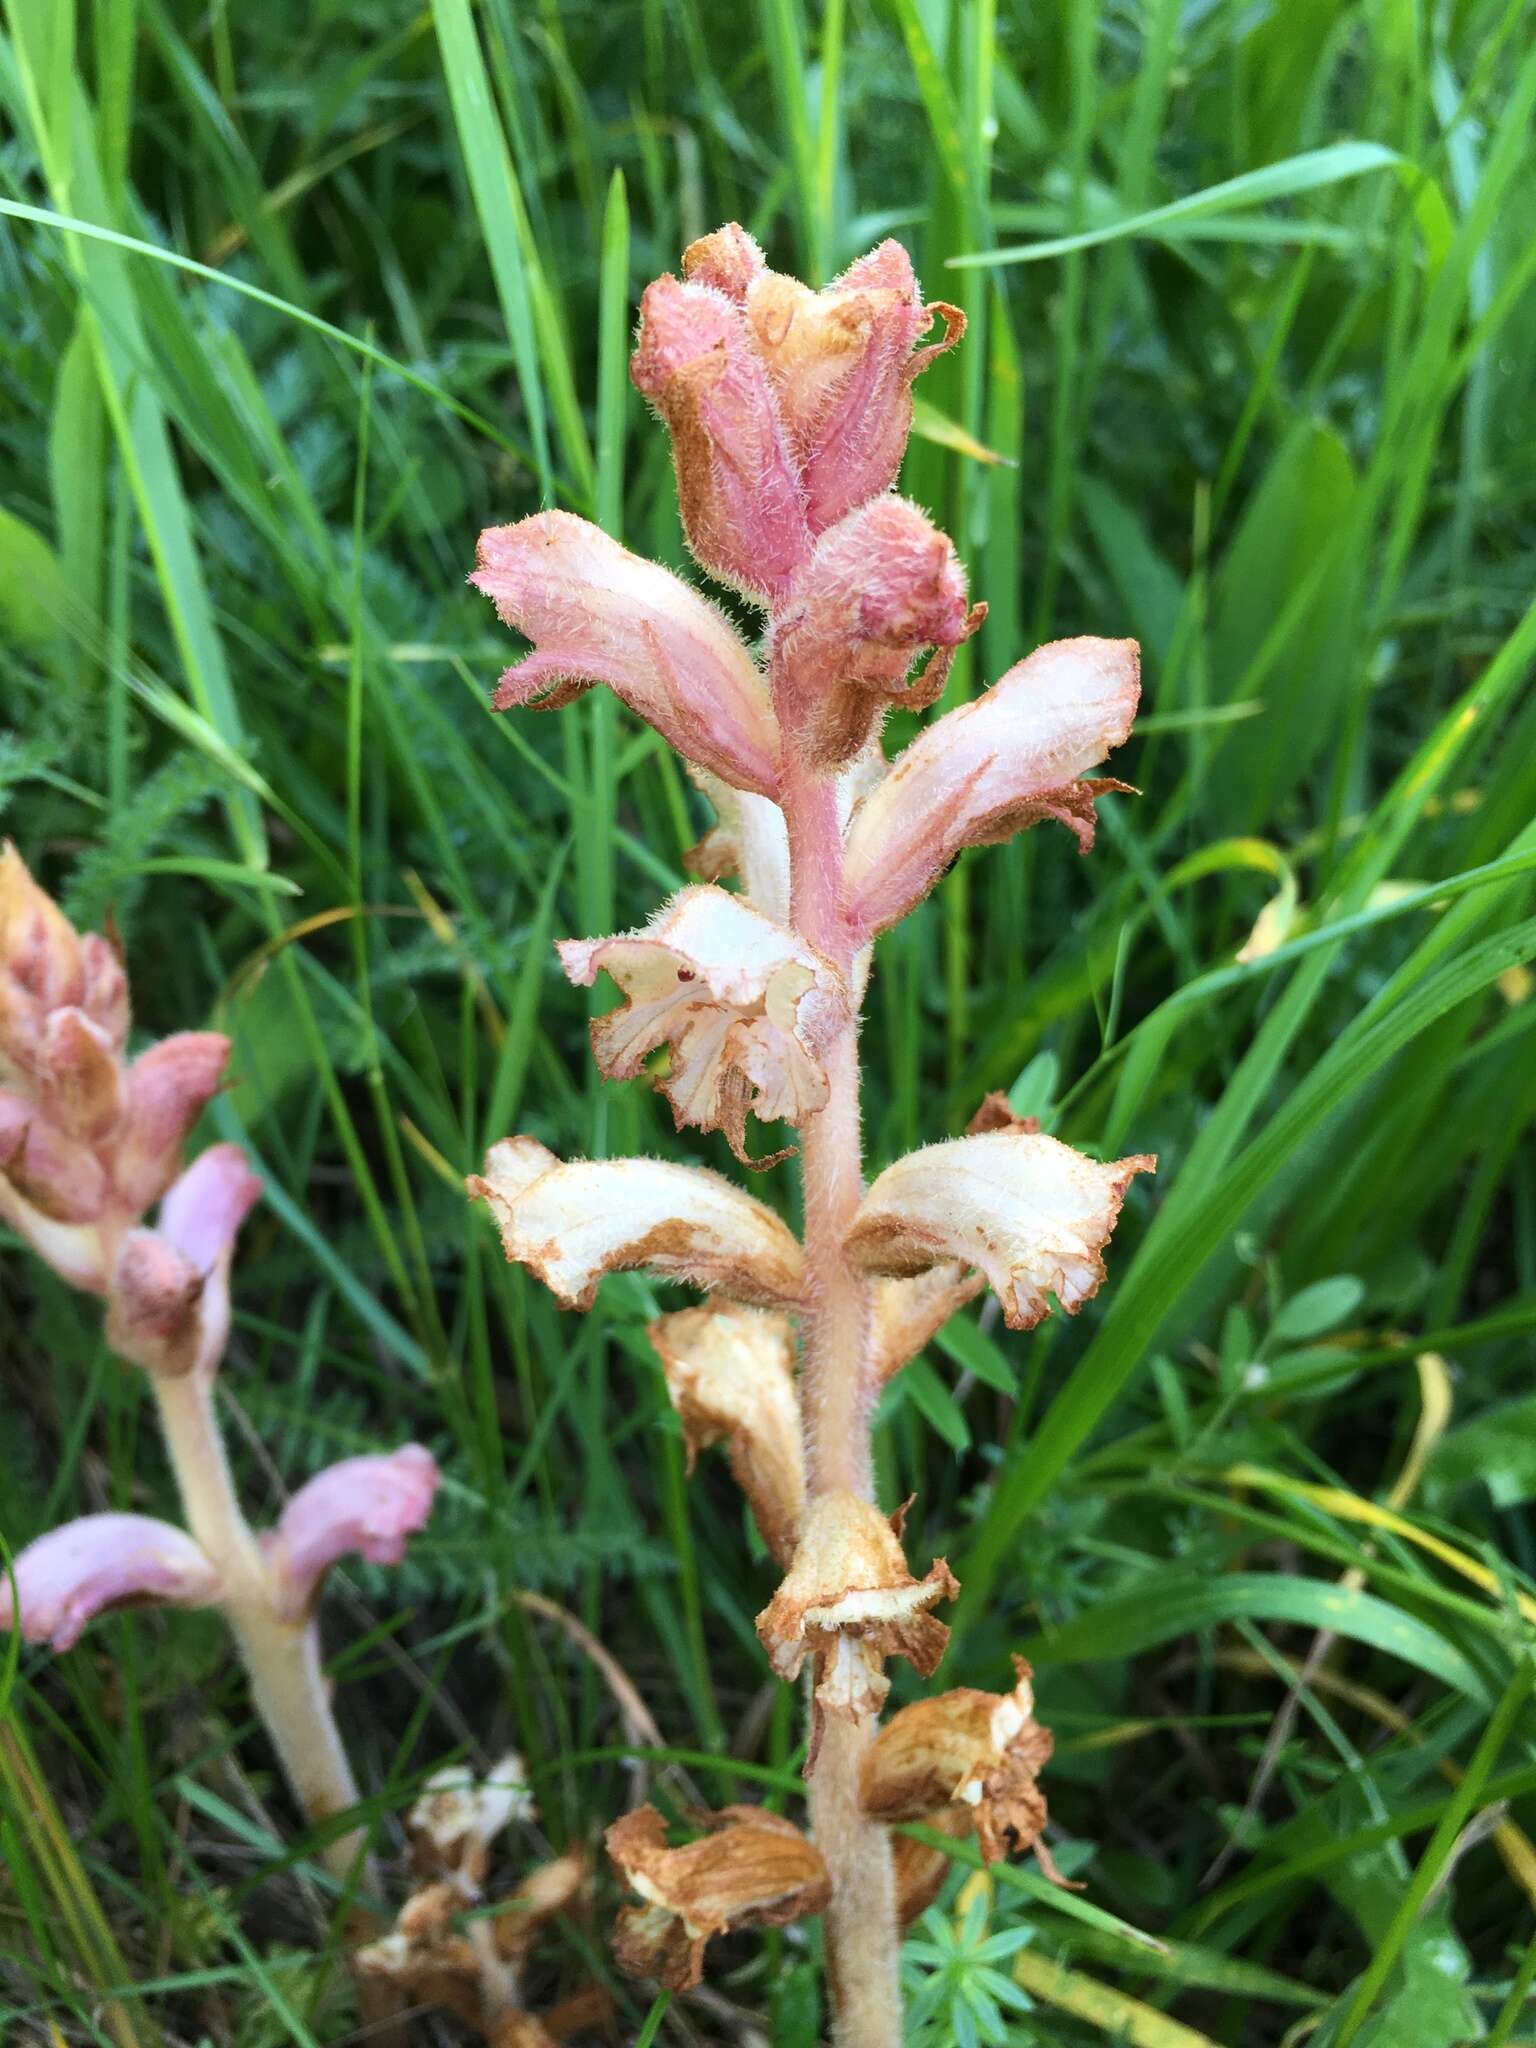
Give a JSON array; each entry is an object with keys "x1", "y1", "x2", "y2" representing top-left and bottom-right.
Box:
[{"x1": 2, "y1": 0, "x2": 1535, "y2": 2041}]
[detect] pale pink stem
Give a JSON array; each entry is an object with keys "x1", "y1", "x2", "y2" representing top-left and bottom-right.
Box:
[
  {"x1": 780, "y1": 753, "x2": 901, "y2": 2048},
  {"x1": 152, "y1": 1372, "x2": 372, "y2": 1888}
]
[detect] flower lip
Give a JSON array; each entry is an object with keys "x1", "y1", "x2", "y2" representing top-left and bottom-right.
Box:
[
  {"x1": 842, "y1": 634, "x2": 1142, "y2": 941},
  {"x1": 0, "y1": 1513, "x2": 221, "y2": 1651},
  {"x1": 469, "y1": 1136, "x2": 806, "y2": 1312},
  {"x1": 264, "y1": 1443, "x2": 440, "y2": 1620},
  {"x1": 846, "y1": 1128, "x2": 1155, "y2": 1331},
  {"x1": 472, "y1": 511, "x2": 782, "y2": 796}
]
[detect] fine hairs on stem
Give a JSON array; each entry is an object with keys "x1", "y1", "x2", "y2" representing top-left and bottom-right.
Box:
[{"x1": 469, "y1": 222, "x2": 1154, "y2": 2043}]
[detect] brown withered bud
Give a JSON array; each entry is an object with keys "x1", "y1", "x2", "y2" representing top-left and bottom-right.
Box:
[
  {"x1": 861, "y1": 1658, "x2": 1058, "y2": 1870},
  {"x1": 755, "y1": 1491, "x2": 957, "y2": 1752},
  {"x1": 606, "y1": 1802, "x2": 829, "y2": 1992},
  {"x1": 648, "y1": 1301, "x2": 805, "y2": 1563}
]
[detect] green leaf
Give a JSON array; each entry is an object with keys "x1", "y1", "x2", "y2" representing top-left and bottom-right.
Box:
[
  {"x1": 1271, "y1": 1276, "x2": 1366, "y2": 1343},
  {"x1": 0, "y1": 506, "x2": 70, "y2": 648},
  {"x1": 951, "y1": 141, "x2": 1403, "y2": 267}
]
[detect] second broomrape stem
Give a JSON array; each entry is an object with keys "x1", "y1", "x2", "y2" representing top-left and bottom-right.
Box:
[
  {"x1": 152, "y1": 1374, "x2": 372, "y2": 1886},
  {"x1": 784, "y1": 762, "x2": 902, "y2": 2048}
]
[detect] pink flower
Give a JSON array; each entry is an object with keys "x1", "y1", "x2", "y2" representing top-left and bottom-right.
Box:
[
  {"x1": 771, "y1": 497, "x2": 984, "y2": 768},
  {"x1": 631, "y1": 275, "x2": 811, "y2": 601},
  {"x1": 744, "y1": 239, "x2": 964, "y2": 535},
  {"x1": 842, "y1": 636, "x2": 1142, "y2": 941},
  {"x1": 263, "y1": 1444, "x2": 440, "y2": 1620},
  {"x1": 0, "y1": 1514, "x2": 221, "y2": 1651},
  {"x1": 107, "y1": 1143, "x2": 263, "y2": 1378},
  {"x1": 472, "y1": 513, "x2": 782, "y2": 797},
  {"x1": 112, "y1": 1033, "x2": 233, "y2": 1216}
]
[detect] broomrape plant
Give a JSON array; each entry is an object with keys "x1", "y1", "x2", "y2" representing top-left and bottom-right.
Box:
[
  {"x1": 469, "y1": 224, "x2": 1153, "y2": 2046},
  {"x1": 0, "y1": 847, "x2": 440, "y2": 1898}
]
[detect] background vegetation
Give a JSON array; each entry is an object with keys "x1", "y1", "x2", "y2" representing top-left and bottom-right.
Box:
[{"x1": 3, "y1": 0, "x2": 1535, "y2": 2041}]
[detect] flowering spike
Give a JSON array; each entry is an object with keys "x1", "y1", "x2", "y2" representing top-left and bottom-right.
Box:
[
  {"x1": 631, "y1": 276, "x2": 811, "y2": 600},
  {"x1": 843, "y1": 635, "x2": 1142, "y2": 940},
  {"x1": 606, "y1": 1803, "x2": 830, "y2": 1991},
  {"x1": 468, "y1": 1136, "x2": 805, "y2": 1310},
  {"x1": 648, "y1": 1302, "x2": 805, "y2": 1563},
  {"x1": 0, "y1": 1513, "x2": 221, "y2": 1651},
  {"x1": 557, "y1": 885, "x2": 845, "y2": 1165},
  {"x1": 846, "y1": 1130, "x2": 1155, "y2": 1331},
  {"x1": 472, "y1": 511, "x2": 781, "y2": 795},
  {"x1": 771, "y1": 497, "x2": 984, "y2": 768},
  {"x1": 745, "y1": 238, "x2": 964, "y2": 533}
]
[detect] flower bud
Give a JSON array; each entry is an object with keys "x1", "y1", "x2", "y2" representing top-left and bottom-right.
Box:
[
  {"x1": 648, "y1": 1303, "x2": 804, "y2": 1563},
  {"x1": 557, "y1": 885, "x2": 845, "y2": 1166},
  {"x1": 79, "y1": 931, "x2": 130, "y2": 1051},
  {"x1": 263, "y1": 1443, "x2": 439, "y2": 1621},
  {"x1": 847, "y1": 1129, "x2": 1154, "y2": 1332},
  {"x1": 745, "y1": 238, "x2": 964, "y2": 534},
  {"x1": 37, "y1": 1007, "x2": 124, "y2": 1141},
  {"x1": 631, "y1": 275, "x2": 811, "y2": 600},
  {"x1": 756, "y1": 1491, "x2": 956, "y2": 1752},
  {"x1": 862, "y1": 1658, "x2": 1055, "y2": 1867},
  {"x1": 0, "y1": 842, "x2": 85, "y2": 1075},
  {"x1": 681, "y1": 221, "x2": 766, "y2": 301},
  {"x1": 606, "y1": 1802, "x2": 829, "y2": 1991},
  {"x1": 468, "y1": 1137, "x2": 805, "y2": 1312},
  {"x1": 113, "y1": 1032, "x2": 232, "y2": 1215},
  {"x1": 772, "y1": 497, "x2": 984, "y2": 768},
  {"x1": 473, "y1": 512, "x2": 781, "y2": 796},
  {"x1": 0, "y1": 1513, "x2": 221, "y2": 1651},
  {"x1": 843, "y1": 635, "x2": 1141, "y2": 940},
  {"x1": 106, "y1": 1144, "x2": 262, "y2": 1377}
]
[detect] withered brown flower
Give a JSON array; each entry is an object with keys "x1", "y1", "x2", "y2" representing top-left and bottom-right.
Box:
[{"x1": 606, "y1": 1802, "x2": 830, "y2": 1991}]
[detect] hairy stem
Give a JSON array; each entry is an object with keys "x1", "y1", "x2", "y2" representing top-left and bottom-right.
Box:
[
  {"x1": 782, "y1": 757, "x2": 902, "y2": 2048},
  {"x1": 152, "y1": 1373, "x2": 371, "y2": 1886}
]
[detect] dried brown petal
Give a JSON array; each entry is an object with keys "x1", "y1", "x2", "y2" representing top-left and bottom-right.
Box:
[
  {"x1": 755, "y1": 1491, "x2": 957, "y2": 1744},
  {"x1": 469, "y1": 1137, "x2": 805, "y2": 1311},
  {"x1": 891, "y1": 1806, "x2": 971, "y2": 1926},
  {"x1": 606, "y1": 1802, "x2": 829, "y2": 1991},
  {"x1": 862, "y1": 1658, "x2": 1054, "y2": 1866},
  {"x1": 648, "y1": 1302, "x2": 804, "y2": 1563}
]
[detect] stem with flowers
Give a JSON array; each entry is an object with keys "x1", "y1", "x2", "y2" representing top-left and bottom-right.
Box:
[
  {"x1": 0, "y1": 847, "x2": 440, "y2": 1897},
  {"x1": 469, "y1": 221, "x2": 1153, "y2": 2043}
]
